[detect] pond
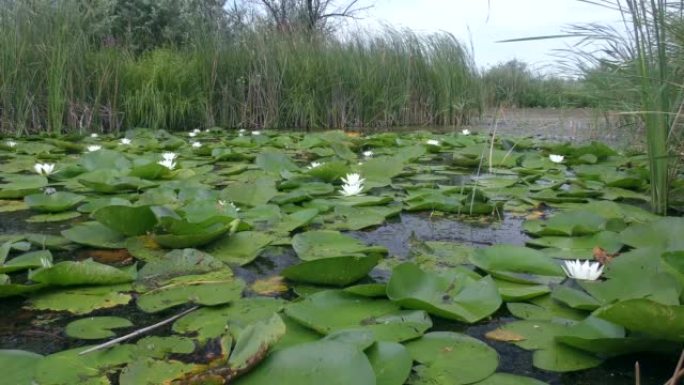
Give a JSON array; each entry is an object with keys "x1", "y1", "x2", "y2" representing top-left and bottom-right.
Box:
[{"x1": 0, "y1": 128, "x2": 681, "y2": 385}]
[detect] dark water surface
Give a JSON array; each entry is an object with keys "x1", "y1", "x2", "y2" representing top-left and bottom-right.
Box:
[{"x1": 0, "y1": 208, "x2": 677, "y2": 385}]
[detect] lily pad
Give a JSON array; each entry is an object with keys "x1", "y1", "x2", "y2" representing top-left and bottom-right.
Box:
[
  {"x1": 204, "y1": 231, "x2": 274, "y2": 266},
  {"x1": 29, "y1": 259, "x2": 136, "y2": 286},
  {"x1": 366, "y1": 342, "x2": 413, "y2": 385},
  {"x1": 233, "y1": 340, "x2": 376, "y2": 385},
  {"x1": 404, "y1": 332, "x2": 499, "y2": 385},
  {"x1": 470, "y1": 245, "x2": 565, "y2": 284},
  {"x1": 24, "y1": 192, "x2": 85, "y2": 213},
  {"x1": 281, "y1": 254, "x2": 381, "y2": 287},
  {"x1": 65, "y1": 316, "x2": 134, "y2": 339},
  {"x1": 28, "y1": 284, "x2": 133, "y2": 315},
  {"x1": 284, "y1": 290, "x2": 432, "y2": 342},
  {"x1": 1, "y1": 349, "x2": 44, "y2": 385},
  {"x1": 136, "y1": 270, "x2": 245, "y2": 313},
  {"x1": 93, "y1": 205, "x2": 157, "y2": 236},
  {"x1": 387, "y1": 263, "x2": 502, "y2": 323},
  {"x1": 62, "y1": 222, "x2": 126, "y2": 249}
]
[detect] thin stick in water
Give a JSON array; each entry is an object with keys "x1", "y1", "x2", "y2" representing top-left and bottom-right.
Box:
[{"x1": 78, "y1": 306, "x2": 199, "y2": 355}]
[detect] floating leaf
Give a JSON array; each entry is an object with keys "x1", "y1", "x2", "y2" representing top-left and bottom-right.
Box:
[
  {"x1": 137, "y1": 271, "x2": 244, "y2": 313},
  {"x1": 30, "y1": 259, "x2": 136, "y2": 286},
  {"x1": 93, "y1": 205, "x2": 157, "y2": 236},
  {"x1": 204, "y1": 231, "x2": 274, "y2": 265},
  {"x1": 233, "y1": 340, "x2": 376, "y2": 385},
  {"x1": 24, "y1": 192, "x2": 85, "y2": 213},
  {"x1": 284, "y1": 290, "x2": 432, "y2": 342},
  {"x1": 28, "y1": 284, "x2": 132, "y2": 315},
  {"x1": 404, "y1": 332, "x2": 499, "y2": 385},
  {"x1": 65, "y1": 316, "x2": 133, "y2": 340},
  {"x1": 387, "y1": 263, "x2": 502, "y2": 323}
]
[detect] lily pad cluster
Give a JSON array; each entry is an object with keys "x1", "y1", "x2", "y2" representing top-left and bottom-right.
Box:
[{"x1": 0, "y1": 128, "x2": 682, "y2": 384}]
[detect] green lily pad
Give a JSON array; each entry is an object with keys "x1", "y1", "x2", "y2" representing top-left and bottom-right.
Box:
[
  {"x1": 29, "y1": 259, "x2": 136, "y2": 286},
  {"x1": 387, "y1": 263, "x2": 502, "y2": 323},
  {"x1": 24, "y1": 192, "x2": 85, "y2": 213},
  {"x1": 228, "y1": 313, "x2": 286, "y2": 372},
  {"x1": 93, "y1": 205, "x2": 157, "y2": 236},
  {"x1": 594, "y1": 298, "x2": 684, "y2": 342},
  {"x1": 62, "y1": 222, "x2": 126, "y2": 249},
  {"x1": 0, "y1": 175, "x2": 48, "y2": 198},
  {"x1": 496, "y1": 320, "x2": 603, "y2": 372},
  {"x1": 404, "y1": 332, "x2": 499, "y2": 385},
  {"x1": 204, "y1": 231, "x2": 274, "y2": 265},
  {"x1": 291, "y1": 230, "x2": 387, "y2": 260},
  {"x1": 137, "y1": 270, "x2": 245, "y2": 313},
  {"x1": 620, "y1": 217, "x2": 684, "y2": 251},
  {"x1": 524, "y1": 210, "x2": 606, "y2": 237},
  {"x1": 284, "y1": 290, "x2": 432, "y2": 342},
  {"x1": 1, "y1": 349, "x2": 44, "y2": 385},
  {"x1": 470, "y1": 245, "x2": 565, "y2": 284},
  {"x1": 233, "y1": 340, "x2": 376, "y2": 385},
  {"x1": 0, "y1": 250, "x2": 52, "y2": 273},
  {"x1": 26, "y1": 211, "x2": 81, "y2": 223},
  {"x1": 476, "y1": 373, "x2": 549, "y2": 385},
  {"x1": 367, "y1": 342, "x2": 413, "y2": 385},
  {"x1": 34, "y1": 344, "x2": 135, "y2": 385},
  {"x1": 173, "y1": 297, "x2": 285, "y2": 341},
  {"x1": 65, "y1": 316, "x2": 134, "y2": 339},
  {"x1": 119, "y1": 358, "x2": 198, "y2": 385},
  {"x1": 28, "y1": 284, "x2": 133, "y2": 315},
  {"x1": 221, "y1": 177, "x2": 278, "y2": 207},
  {"x1": 281, "y1": 254, "x2": 381, "y2": 287}
]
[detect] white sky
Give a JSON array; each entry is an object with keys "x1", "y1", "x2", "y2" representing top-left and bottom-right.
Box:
[{"x1": 354, "y1": 0, "x2": 624, "y2": 73}]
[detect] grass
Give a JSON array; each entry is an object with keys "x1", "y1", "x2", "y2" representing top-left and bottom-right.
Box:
[
  {"x1": 0, "y1": 1, "x2": 485, "y2": 133},
  {"x1": 0, "y1": 0, "x2": 588, "y2": 135},
  {"x1": 572, "y1": 0, "x2": 682, "y2": 215}
]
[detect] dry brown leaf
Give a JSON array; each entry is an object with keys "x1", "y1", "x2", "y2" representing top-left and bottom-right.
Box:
[
  {"x1": 485, "y1": 328, "x2": 526, "y2": 342},
  {"x1": 250, "y1": 276, "x2": 288, "y2": 296},
  {"x1": 593, "y1": 246, "x2": 618, "y2": 265}
]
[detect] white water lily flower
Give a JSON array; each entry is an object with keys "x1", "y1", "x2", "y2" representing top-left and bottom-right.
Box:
[
  {"x1": 251, "y1": 130, "x2": 261, "y2": 136},
  {"x1": 192, "y1": 128, "x2": 201, "y2": 134},
  {"x1": 158, "y1": 159, "x2": 176, "y2": 170},
  {"x1": 340, "y1": 173, "x2": 365, "y2": 196},
  {"x1": 549, "y1": 154, "x2": 565, "y2": 163},
  {"x1": 189, "y1": 131, "x2": 198, "y2": 138},
  {"x1": 6, "y1": 140, "x2": 16, "y2": 147},
  {"x1": 340, "y1": 182, "x2": 364, "y2": 196},
  {"x1": 363, "y1": 150, "x2": 374, "y2": 158},
  {"x1": 191, "y1": 141, "x2": 202, "y2": 148},
  {"x1": 342, "y1": 173, "x2": 364, "y2": 186},
  {"x1": 162, "y1": 152, "x2": 177, "y2": 161},
  {"x1": 87, "y1": 145, "x2": 102, "y2": 152},
  {"x1": 34, "y1": 163, "x2": 56, "y2": 176},
  {"x1": 90, "y1": 133, "x2": 98, "y2": 138},
  {"x1": 307, "y1": 161, "x2": 322, "y2": 169},
  {"x1": 218, "y1": 200, "x2": 240, "y2": 211},
  {"x1": 120, "y1": 138, "x2": 131, "y2": 145},
  {"x1": 40, "y1": 256, "x2": 53, "y2": 269},
  {"x1": 562, "y1": 260, "x2": 604, "y2": 281},
  {"x1": 426, "y1": 139, "x2": 440, "y2": 146},
  {"x1": 462, "y1": 129, "x2": 471, "y2": 135}
]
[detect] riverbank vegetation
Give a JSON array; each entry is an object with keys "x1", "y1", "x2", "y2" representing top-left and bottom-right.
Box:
[{"x1": 0, "y1": 0, "x2": 588, "y2": 135}]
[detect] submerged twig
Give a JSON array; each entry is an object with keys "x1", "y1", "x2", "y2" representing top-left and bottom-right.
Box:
[
  {"x1": 665, "y1": 349, "x2": 684, "y2": 385},
  {"x1": 78, "y1": 306, "x2": 199, "y2": 355}
]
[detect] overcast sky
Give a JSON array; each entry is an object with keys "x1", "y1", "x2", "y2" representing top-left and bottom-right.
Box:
[{"x1": 354, "y1": 0, "x2": 624, "y2": 73}]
